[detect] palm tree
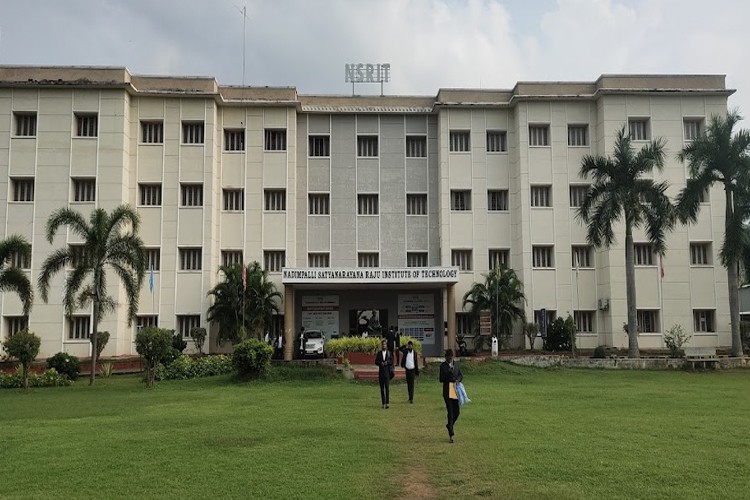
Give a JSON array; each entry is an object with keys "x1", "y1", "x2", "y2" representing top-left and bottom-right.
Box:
[
  {"x1": 677, "y1": 111, "x2": 750, "y2": 356},
  {"x1": 38, "y1": 205, "x2": 146, "y2": 385},
  {"x1": 462, "y1": 265, "x2": 526, "y2": 349},
  {"x1": 577, "y1": 126, "x2": 674, "y2": 358},
  {"x1": 0, "y1": 235, "x2": 33, "y2": 315},
  {"x1": 244, "y1": 261, "x2": 281, "y2": 340}
]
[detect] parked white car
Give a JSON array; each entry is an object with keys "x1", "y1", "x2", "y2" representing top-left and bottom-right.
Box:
[{"x1": 303, "y1": 330, "x2": 326, "y2": 358}]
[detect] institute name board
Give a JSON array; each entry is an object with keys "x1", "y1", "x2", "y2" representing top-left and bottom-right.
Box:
[
  {"x1": 282, "y1": 267, "x2": 459, "y2": 285},
  {"x1": 345, "y1": 63, "x2": 391, "y2": 83}
]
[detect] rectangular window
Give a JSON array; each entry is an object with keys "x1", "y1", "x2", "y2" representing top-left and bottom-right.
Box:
[
  {"x1": 628, "y1": 119, "x2": 649, "y2": 141},
  {"x1": 406, "y1": 136, "x2": 427, "y2": 157},
  {"x1": 358, "y1": 252, "x2": 379, "y2": 268},
  {"x1": 451, "y1": 190, "x2": 471, "y2": 211},
  {"x1": 68, "y1": 316, "x2": 91, "y2": 340},
  {"x1": 221, "y1": 250, "x2": 243, "y2": 267},
  {"x1": 14, "y1": 113, "x2": 37, "y2": 137},
  {"x1": 264, "y1": 251, "x2": 285, "y2": 272},
  {"x1": 146, "y1": 248, "x2": 160, "y2": 271},
  {"x1": 634, "y1": 244, "x2": 654, "y2": 266},
  {"x1": 308, "y1": 253, "x2": 330, "y2": 268},
  {"x1": 534, "y1": 309, "x2": 556, "y2": 329},
  {"x1": 684, "y1": 119, "x2": 703, "y2": 142},
  {"x1": 136, "y1": 315, "x2": 159, "y2": 330},
  {"x1": 141, "y1": 121, "x2": 164, "y2": 144},
  {"x1": 68, "y1": 245, "x2": 87, "y2": 268},
  {"x1": 487, "y1": 190, "x2": 509, "y2": 211},
  {"x1": 487, "y1": 131, "x2": 507, "y2": 152},
  {"x1": 309, "y1": 193, "x2": 330, "y2": 215},
  {"x1": 451, "y1": 250, "x2": 472, "y2": 271},
  {"x1": 179, "y1": 248, "x2": 202, "y2": 271},
  {"x1": 489, "y1": 249, "x2": 509, "y2": 270},
  {"x1": 690, "y1": 243, "x2": 711, "y2": 265},
  {"x1": 10, "y1": 247, "x2": 31, "y2": 269},
  {"x1": 181, "y1": 184, "x2": 203, "y2": 207},
  {"x1": 223, "y1": 189, "x2": 244, "y2": 211},
  {"x1": 357, "y1": 194, "x2": 379, "y2": 215},
  {"x1": 572, "y1": 245, "x2": 593, "y2": 268},
  {"x1": 177, "y1": 315, "x2": 201, "y2": 338},
  {"x1": 569, "y1": 185, "x2": 589, "y2": 208},
  {"x1": 182, "y1": 122, "x2": 205, "y2": 144},
  {"x1": 12, "y1": 178, "x2": 34, "y2": 202},
  {"x1": 449, "y1": 131, "x2": 470, "y2": 152},
  {"x1": 531, "y1": 186, "x2": 551, "y2": 207},
  {"x1": 529, "y1": 125, "x2": 549, "y2": 146},
  {"x1": 72, "y1": 178, "x2": 96, "y2": 202},
  {"x1": 693, "y1": 310, "x2": 715, "y2": 333},
  {"x1": 567, "y1": 125, "x2": 588, "y2": 146},
  {"x1": 637, "y1": 310, "x2": 659, "y2": 333},
  {"x1": 5, "y1": 316, "x2": 29, "y2": 337},
  {"x1": 139, "y1": 184, "x2": 162, "y2": 206},
  {"x1": 574, "y1": 311, "x2": 595, "y2": 333},
  {"x1": 532, "y1": 246, "x2": 554, "y2": 268},
  {"x1": 456, "y1": 312, "x2": 473, "y2": 335},
  {"x1": 406, "y1": 194, "x2": 427, "y2": 215},
  {"x1": 407, "y1": 252, "x2": 428, "y2": 268},
  {"x1": 357, "y1": 136, "x2": 378, "y2": 157},
  {"x1": 309, "y1": 135, "x2": 330, "y2": 157},
  {"x1": 698, "y1": 187, "x2": 710, "y2": 204},
  {"x1": 264, "y1": 129, "x2": 287, "y2": 151},
  {"x1": 75, "y1": 113, "x2": 98, "y2": 137},
  {"x1": 264, "y1": 189, "x2": 286, "y2": 211},
  {"x1": 224, "y1": 129, "x2": 245, "y2": 151}
]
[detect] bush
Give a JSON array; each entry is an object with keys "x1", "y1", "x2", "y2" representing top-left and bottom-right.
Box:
[
  {"x1": 2, "y1": 330, "x2": 41, "y2": 390},
  {"x1": 166, "y1": 332, "x2": 189, "y2": 364},
  {"x1": 155, "y1": 354, "x2": 233, "y2": 381},
  {"x1": 46, "y1": 352, "x2": 80, "y2": 381},
  {"x1": 325, "y1": 335, "x2": 422, "y2": 358},
  {"x1": 191, "y1": 327, "x2": 207, "y2": 355},
  {"x1": 543, "y1": 317, "x2": 575, "y2": 352},
  {"x1": 0, "y1": 367, "x2": 71, "y2": 389},
  {"x1": 741, "y1": 321, "x2": 750, "y2": 351},
  {"x1": 94, "y1": 331, "x2": 110, "y2": 359},
  {"x1": 592, "y1": 346, "x2": 606, "y2": 359},
  {"x1": 135, "y1": 327, "x2": 175, "y2": 388},
  {"x1": 664, "y1": 324, "x2": 691, "y2": 358},
  {"x1": 232, "y1": 339, "x2": 273, "y2": 379}
]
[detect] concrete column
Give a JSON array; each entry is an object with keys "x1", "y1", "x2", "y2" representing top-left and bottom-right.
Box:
[
  {"x1": 283, "y1": 285, "x2": 294, "y2": 361},
  {"x1": 447, "y1": 284, "x2": 456, "y2": 354}
]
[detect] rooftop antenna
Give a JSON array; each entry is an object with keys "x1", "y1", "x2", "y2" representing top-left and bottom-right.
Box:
[{"x1": 234, "y1": 4, "x2": 249, "y2": 86}]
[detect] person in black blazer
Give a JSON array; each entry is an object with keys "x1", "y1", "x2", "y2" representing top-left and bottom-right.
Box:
[
  {"x1": 439, "y1": 349, "x2": 463, "y2": 443},
  {"x1": 399, "y1": 340, "x2": 419, "y2": 403},
  {"x1": 374, "y1": 339, "x2": 393, "y2": 409}
]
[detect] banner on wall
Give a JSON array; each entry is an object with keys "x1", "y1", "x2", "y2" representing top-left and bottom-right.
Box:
[
  {"x1": 301, "y1": 295, "x2": 339, "y2": 336},
  {"x1": 397, "y1": 294, "x2": 435, "y2": 345}
]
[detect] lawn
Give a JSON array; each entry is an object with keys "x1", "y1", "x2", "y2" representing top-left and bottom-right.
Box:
[{"x1": 1, "y1": 362, "x2": 750, "y2": 499}]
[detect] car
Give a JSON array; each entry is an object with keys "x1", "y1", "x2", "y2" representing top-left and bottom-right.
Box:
[{"x1": 303, "y1": 330, "x2": 326, "y2": 358}]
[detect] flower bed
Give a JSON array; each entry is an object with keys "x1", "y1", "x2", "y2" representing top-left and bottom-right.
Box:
[{"x1": 326, "y1": 336, "x2": 422, "y2": 364}]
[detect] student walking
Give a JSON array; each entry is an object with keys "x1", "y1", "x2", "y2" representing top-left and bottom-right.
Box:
[
  {"x1": 439, "y1": 349, "x2": 463, "y2": 443},
  {"x1": 399, "y1": 341, "x2": 419, "y2": 403},
  {"x1": 375, "y1": 339, "x2": 393, "y2": 409}
]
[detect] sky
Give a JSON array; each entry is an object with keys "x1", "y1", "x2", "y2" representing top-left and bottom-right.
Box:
[{"x1": 1, "y1": 0, "x2": 749, "y2": 113}]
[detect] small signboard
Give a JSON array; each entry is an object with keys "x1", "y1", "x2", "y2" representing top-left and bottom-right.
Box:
[{"x1": 479, "y1": 310, "x2": 492, "y2": 336}]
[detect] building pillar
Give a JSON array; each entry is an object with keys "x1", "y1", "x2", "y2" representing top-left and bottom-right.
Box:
[
  {"x1": 447, "y1": 284, "x2": 456, "y2": 355},
  {"x1": 283, "y1": 285, "x2": 295, "y2": 361}
]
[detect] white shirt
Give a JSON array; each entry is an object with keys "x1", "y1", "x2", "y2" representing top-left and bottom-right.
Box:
[
  {"x1": 405, "y1": 350, "x2": 415, "y2": 370},
  {"x1": 381, "y1": 350, "x2": 388, "y2": 362}
]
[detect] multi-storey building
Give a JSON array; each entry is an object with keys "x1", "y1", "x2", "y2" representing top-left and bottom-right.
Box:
[{"x1": 0, "y1": 67, "x2": 733, "y2": 358}]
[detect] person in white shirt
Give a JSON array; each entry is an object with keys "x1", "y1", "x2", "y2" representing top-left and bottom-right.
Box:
[{"x1": 399, "y1": 340, "x2": 420, "y2": 403}]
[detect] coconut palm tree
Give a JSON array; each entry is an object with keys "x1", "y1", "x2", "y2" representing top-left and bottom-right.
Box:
[
  {"x1": 0, "y1": 235, "x2": 33, "y2": 315},
  {"x1": 677, "y1": 111, "x2": 750, "y2": 356},
  {"x1": 38, "y1": 205, "x2": 146, "y2": 385},
  {"x1": 244, "y1": 261, "x2": 282, "y2": 340},
  {"x1": 577, "y1": 126, "x2": 674, "y2": 358},
  {"x1": 462, "y1": 265, "x2": 526, "y2": 349}
]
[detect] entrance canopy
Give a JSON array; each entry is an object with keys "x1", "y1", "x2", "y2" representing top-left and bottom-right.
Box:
[{"x1": 282, "y1": 267, "x2": 460, "y2": 289}]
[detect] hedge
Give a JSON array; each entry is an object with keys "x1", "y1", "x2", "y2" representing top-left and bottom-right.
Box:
[
  {"x1": 325, "y1": 336, "x2": 422, "y2": 358},
  {"x1": 0, "y1": 368, "x2": 71, "y2": 389},
  {"x1": 155, "y1": 354, "x2": 233, "y2": 381}
]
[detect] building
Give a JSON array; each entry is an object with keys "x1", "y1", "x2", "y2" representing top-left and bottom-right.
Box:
[{"x1": 0, "y1": 66, "x2": 734, "y2": 359}]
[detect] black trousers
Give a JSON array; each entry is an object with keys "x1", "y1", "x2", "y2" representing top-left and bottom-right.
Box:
[
  {"x1": 444, "y1": 396, "x2": 460, "y2": 436},
  {"x1": 379, "y1": 375, "x2": 390, "y2": 405},
  {"x1": 405, "y1": 369, "x2": 416, "y2": 401}
]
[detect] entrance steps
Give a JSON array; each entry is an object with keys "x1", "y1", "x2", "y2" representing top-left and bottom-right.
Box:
[{"x1": 352, "y1": 366, "x2": 407, "y2": 381}]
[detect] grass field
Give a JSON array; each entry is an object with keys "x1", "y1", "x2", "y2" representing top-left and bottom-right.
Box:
[{"x1": 2, "y1": 362, "x2": 750, "y2": 499}]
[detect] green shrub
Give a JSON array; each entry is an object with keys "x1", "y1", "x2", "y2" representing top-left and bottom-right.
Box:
[
  {"x1": 191, "y1": 327, "x2": 207, "y2": 354},
  {"x1": 325, "y1": 335, "x2": 422, "y2": 358},
  {"x1": 0, "y1": 367, "x2": 70, "y2": 389},
  {"x1": 232, "y1": 339, "x2": 273, "y2": 379},
  {"x1": 135, "y1": 327, "x2": 175, "y2": 388},
  {"x1": 664, "y1": 324, "x2": 691, "y2": 358},
  {"x1": 94, "y1": 331, "x2": 110, "y2": 359},
  {"x1": 155, "y1": 354, "x2": 233, "y2": 381},
  {"x1": 46, "y1": 352, "x2": 80, "y2": 381},
  {"x1": 741, "y1": 321, "x2": 750, "y2": 351},
  {"x1": 100, "y1": 361, "x2": 114, "y2": 378},
  {"x1": 592, "y1": 346, "x2": 606, "y2": 359},
  {"x1": 2, "y1": 330, "x2": 41, "y2": 390},
  {"x1": 543, "y1": 316, "x2": 575, "y2": 352}
]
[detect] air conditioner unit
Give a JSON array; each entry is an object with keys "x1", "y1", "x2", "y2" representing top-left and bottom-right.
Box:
[{"x1": 598, "y1": 298, "x2": 609, "y2": 311}]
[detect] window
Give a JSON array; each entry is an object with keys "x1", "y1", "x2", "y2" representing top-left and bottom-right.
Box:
[
  {"x1": 182, "y1": 122, "x2": 204, "y2": 144},
  {"x1": 177, "y1": 315, "x2": 201, "y2": 338},
  {"x1": 406, "y1": 136, "x2": 427, "y2": 157},
  {"x1": 451, "y1": 190, "x2": 471, "y2": 211},
  {"x1": 532, "y1": 246, "x2": 554, "y2": 268},
  {"x1": 69, "y1": 316, "x2": 91, "y2": 340},
  {"x1": 146, "y1": 248, "x2": 161, "y2": 271},
  {"x1": 139, "y1": 184, "x2": 162, "y2": 206},
  {"x1": 10, "y1": 247, "x2": 31, "y2": 269},
  {"x1": 567, "y1": 125, "x2": 588, "y2": 146},
  {"x1": 451, "y1": 250, "x2": 472, "y2": 271},
  {"x1": 223, "y1": 189, "x2": 244, "y2": 211},
  {"x1": 489, "y1": 249, "x2": 509, "y2": 270},
  {"x1": 357, "y1": 136, "x2": 378, "y2": 157},
  {"x1": 574, "y1": 311, "x2": 595, "y2": 333},
  {"x1": 224, "y1": 129, "x2": 245, "y2": 151},
  {"x1": 690, "y1": 243, "x2": 711, "y2": 265},
  {"x1": 222, "y1": 250, "x2": 243, "y2": 267},
  {"x1": 637, "y1": 310, "x2": 659, "y2": 333},
  {"x1": 309, "y1": 193, "x2": 330, "y2": 215},
  {"x1": 270, "y1": 314, "x2": 285, "y2": 338},
  {"x1": 309, "y1": 135, "x2": 330, "y2": 157},
  {"x1": 141, "y1": 121, "x2": 164, "y2": 143},
  {"x1": 569, "y1": 185, "x2": 589, "y2": 208},
  {"x1": 14, "y1": 113, "x2": 36, "y2": 137},
  {"x1": 531, "y1": 186, "x2": 551, "y2": 207},
  {"x1": 181, "y1": 184, "x2": 203, "y2": 207},
  {"x1": 698, "y1": 187, "x2": 710, "y2": 204},
  {"x1": 358, "y1": 252, "x2": 379, "y2": 268},
  {"x1": 179, "y1": 248, "x2": 202, "y2": 271},
  {"x1": 406, "y1": 194, "x2": 427, "y2": 215},
  {"x1": 72, "y1": 178, "x2": 96, "y2": 202},
  {"x1": 534, "y1": 309, "x2": 556, "y2": 329},
  {"x1": 265, "y1": 129, "x2": 287, "y2": 151},
  {"x1": 487, "y1": 131, "x2": 507, "y2": 152},
  {"x1": 308, "y1": 253, "x2": 330, "y2": 268},
  {"x1": 407, "y1": 252, "x2": 428, "y2": 267},
  {"x1": 693, "y1": 310, "x2": 715, "y2": 333},
  {"x1": 634, "y1": 244, "x2": 654, "y2": 266},
  {"x1": 449, "y1": 131, "x2": 470, "y2": 152},
  {"x1": 456, "y1": 312, "x2": 473, "y2": 335},
  {"x1": 684, "y1": 119, "x2": 703, "y2": 142},
  {"x1": 487, "y1": 190, "x2": 509, "y2": 211},
  {"x1": 529, "y1": 125, "x2": 549, "y2": 146},
  {"x1": 358, "y1": 194, "x2": 379, "y2": 215},
  {"x1": 264, "y1": 251, "x2": 285, "y2": 272},
  {"x1": 628, "y1": 119, "x2": 649, "y2": 141},
  {"x1": 136, "y1": 315, "x2": 159, "y2": 330},
  {"x1": 75, "y1": 113, "x2": 98, "y2": 137},
  {"x1": 264, "y1": 189, "x2": 286, "y2": 211},
  {"x1": 5, "y1": 316, "x2": 29, "y2": 337},
  {"x1": 69, "y1": 245, "x2": 87, "y2": 268},
  {"x1": 12, "y1": 178, "x2": 34, "y2": 202},
  {"x1": 572, "y1": 246, "x2": 593, "y2": 268}
]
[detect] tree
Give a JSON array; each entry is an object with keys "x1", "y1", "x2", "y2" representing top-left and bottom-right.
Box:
[
  {"x1": 0, "y1": 235, "x2": 33, "y2": 315},
  {"x1": 577, "y1": 126, "x2": 674, "y2": 358},
  {"x1": 38, "y1": 205, "x2": 146, "y2": 385},
  {"x1": 207, "y1": 264, "x2": 246, "y2": 345},
  {"x1": 462, "y1": 266, "x2": 526, "y2": 349},
  {"x1": 244, "y1": 261, "x2": 282, "y2": 340},
  {"x1": 2, "y1": 330, "x2": 41, "y2": 390},
  {"x1": 677, "y1": 110, "x2": 750, "y2": 356},
  {"x1": 135, "y1": 327, "x2": 174, "y2": 388}
]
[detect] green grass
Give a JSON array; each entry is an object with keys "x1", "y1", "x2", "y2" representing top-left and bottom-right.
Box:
[{"x1": 2, "y1": 362, "x2": 750, "y2": 499}]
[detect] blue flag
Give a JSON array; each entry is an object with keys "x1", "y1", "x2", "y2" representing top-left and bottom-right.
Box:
[{"x1": 149, "y1": 264, "x2": 154, "y2": 293}]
